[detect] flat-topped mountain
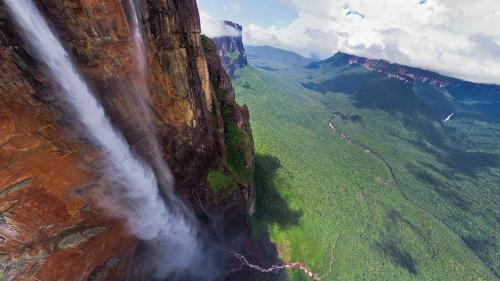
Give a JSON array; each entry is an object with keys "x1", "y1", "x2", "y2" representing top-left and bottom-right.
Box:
[
  {"x1": 308, "y1": 52, "x2": 500, "y2": 95},
  {"x1": 210, "y1": 21, "x2": 248, "y2": 76}
]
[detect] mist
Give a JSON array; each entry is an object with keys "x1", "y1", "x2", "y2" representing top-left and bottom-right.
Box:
[
  {"x1": 200, "y1": 11, "x2": 242, "y2": 38},
  {"x1": 3, "y1": 0, "x2": 205, "y2": 278}
]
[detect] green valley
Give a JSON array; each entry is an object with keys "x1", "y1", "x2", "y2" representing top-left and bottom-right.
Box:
[{"x1": 232, "y1": 46, "x2": 500, "y2": 281}]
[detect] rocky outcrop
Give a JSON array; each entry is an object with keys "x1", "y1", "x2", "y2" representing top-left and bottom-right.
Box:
[
  {"x1": 200, "y1": 35, "x2": 255, "y2": 235},
  {"x1": 211, "y1": 21, "x2": 248, "y2": 76},
  {"x1": 0, "y1": 0, "x2": 253, "y2": 280}
]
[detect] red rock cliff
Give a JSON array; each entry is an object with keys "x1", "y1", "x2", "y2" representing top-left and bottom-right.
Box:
[{"x1": 0, "y1": 0, "x2": 253, "y2": 280}]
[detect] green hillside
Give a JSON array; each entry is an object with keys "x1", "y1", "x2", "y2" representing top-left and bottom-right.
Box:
[{"x1": 232, "y1": 49, "x2": 500, "y2": 281}]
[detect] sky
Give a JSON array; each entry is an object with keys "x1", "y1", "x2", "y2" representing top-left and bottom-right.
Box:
[
  {"x1": 197, "y1": 0, "x2": 297, "y2": 29},
  {"x1": 198, "y1": 0, "x2": 500, "y2": 84}
]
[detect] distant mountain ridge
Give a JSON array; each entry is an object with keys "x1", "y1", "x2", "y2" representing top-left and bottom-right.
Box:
[
  {"x1": 246, "y1": 45, "x2": 317, "y2": 70},
  {"x1": 308, "y1": 52, "x2": 500, "y2": 94}
]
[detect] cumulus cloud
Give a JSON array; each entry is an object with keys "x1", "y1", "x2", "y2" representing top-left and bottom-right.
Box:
[
  {"x1": 200, "y1": 11, "x2": 241, "y2": 38},
  {"x1": 243, "y1": 0, "x2": 500, "y2": 84}
]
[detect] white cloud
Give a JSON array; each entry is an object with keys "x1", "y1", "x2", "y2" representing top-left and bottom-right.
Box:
[
  {"x1": 200, "y1": 11, "x2": 241, "y2": 38},
  {"x1": 243, "y1": 0, "x2": 500, "y2": 84}
]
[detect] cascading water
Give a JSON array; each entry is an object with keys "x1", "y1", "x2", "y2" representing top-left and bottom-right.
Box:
[
  {"x1": 123, "y1": 0, "x2": 210, "y2": 278},
  {"x1": 3, "y1": 0, "x2": 200, "y2": 278},
  {"x1": 127, "y1": 0, "x2": 147, "y2": 72},
  {"x1": 124, "y1": 0, "x2": 177, "y2": 197}
]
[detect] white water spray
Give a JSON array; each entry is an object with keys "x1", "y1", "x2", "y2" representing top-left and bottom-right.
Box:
[
  {"x1": 124, "y1": 0, "x2": 175, "y2": 190},
  {"x1": 3, "y1": 0, "x2": 199, "y2": 277},
  {"x1": 127, "y1": 0, "x2": 147, "y2": 72},
  {"x1": 123, "y1": 0, "x2": 208, "y2": 277}
]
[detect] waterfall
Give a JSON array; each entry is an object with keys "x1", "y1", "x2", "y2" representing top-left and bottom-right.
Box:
[
  {"x1": 124, "y1": 0, "x2": 177, "y2": 198},
  {"x1": 127, "y1": 0, "x2": 147, "y2": 72},
  {"x1": 3, "y1": 0, "x2": 200, "y2": 277}
]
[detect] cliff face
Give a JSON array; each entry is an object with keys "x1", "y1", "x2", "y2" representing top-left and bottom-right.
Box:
[
  {"x1": 202, "y1": 35, "x2": 255, "y2": 219},
  {"x1": 0, "y1": 0, "x2": 253, "y2": 280},
  {"x1": 212, "y1": 21, "x2": 248, "y2": 76}
]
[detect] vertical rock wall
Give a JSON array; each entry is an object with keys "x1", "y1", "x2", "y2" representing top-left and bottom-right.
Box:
[{"x1": 0, "y1": 0, "x2": 254, "y2": 280}]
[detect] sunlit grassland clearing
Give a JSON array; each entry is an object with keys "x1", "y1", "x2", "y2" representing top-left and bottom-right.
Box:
[{"x1": 233, "y1": 64, "x2": 499, "y2": 281}]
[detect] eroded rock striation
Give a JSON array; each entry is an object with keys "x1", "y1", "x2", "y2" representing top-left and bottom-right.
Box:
[{"x1": 0, "y1": 0, "x2": 253, "y2": 280}]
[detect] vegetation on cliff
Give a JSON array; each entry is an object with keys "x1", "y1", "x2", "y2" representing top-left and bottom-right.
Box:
[{"x1": 202, "y1": 35, "x2": 254, "y2": 197}]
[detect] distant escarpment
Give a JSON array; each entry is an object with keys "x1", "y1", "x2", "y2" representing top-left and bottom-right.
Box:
[
  {"x1": 308, "y1": 52, "x2": 500, "y2": 94},
  {"x1": 0, "y1": 0, "x2": 253, "y2": 280},
  {"x1": 211, "y1": 21, "x2": 248, "y2": 76}
]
